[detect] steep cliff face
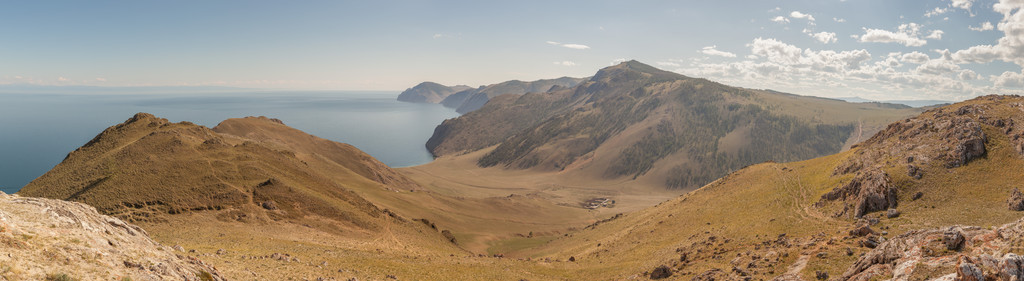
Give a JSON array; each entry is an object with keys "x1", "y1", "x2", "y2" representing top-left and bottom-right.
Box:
[{"x1": 0, "y1": 192, "x2": 223, "y2": 280}]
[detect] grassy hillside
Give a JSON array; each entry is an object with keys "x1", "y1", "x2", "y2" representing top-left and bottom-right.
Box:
[
  {"x1": 427, "y1": 60, "x2": 922, "y2": 190},
  {"x1": 15, "y1": 96, "x2": 1024, "y2": 280},
  {"x1": 17, "y1": 113, "x2": 464, "y2": 256},
  {"x1": 514, "y1": 95, "x2": 1024, "y2": 280}
]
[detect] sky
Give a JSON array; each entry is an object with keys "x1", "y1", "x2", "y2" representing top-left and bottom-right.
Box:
[{"x1": 2, "y1": 0, "x2": 1024, "y2": 101}]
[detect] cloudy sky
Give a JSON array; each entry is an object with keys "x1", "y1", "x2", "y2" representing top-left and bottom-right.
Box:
[{"x1": 2, "y1": 0, "x2": 1023, "y2": 100}]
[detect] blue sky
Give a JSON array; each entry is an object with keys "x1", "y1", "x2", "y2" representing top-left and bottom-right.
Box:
[{"x1": 1, "y1": 0, "x2": 1022, "y2": 100}]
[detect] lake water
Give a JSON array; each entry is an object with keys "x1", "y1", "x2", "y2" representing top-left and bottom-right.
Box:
[{"x1": 0, "y1": 91, "x2": 459, "y2": 194}]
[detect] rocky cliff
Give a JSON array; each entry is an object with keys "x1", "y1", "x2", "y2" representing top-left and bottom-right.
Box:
[{"x1": 0, "y1": 192, "x2": 223, "y2": 280}]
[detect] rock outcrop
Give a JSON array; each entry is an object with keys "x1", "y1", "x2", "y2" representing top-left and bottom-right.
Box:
[
  {"x1": 839, "y1": 217, "x2": 1024, "y2": 281},
  {"x1": 820, "y1": 168, "x2": 897, "y2": 218},
  {"x1": 0, "y1": 192, "x2": 223, "y2": 280},
  {"x1": 1009, "y1": 188, "x2": 1024, "y2": 211},
  {"x1": 822, "y1": 95, "x2": 1024, "y2": 218}
]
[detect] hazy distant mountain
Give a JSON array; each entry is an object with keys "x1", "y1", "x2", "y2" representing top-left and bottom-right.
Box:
[
  {"x1": 398, "y1": 77, "x2": 586, "y2": 114},
  {"x1": 836, "y1": 96, "x2": 953, "y2": 108},
  {"x1": 0, "y1": 84, "x2": 248, "y2": 94},
  {"x1": 445, "y1": 77, "x2": 587, "y2": 114},
  {"x1": 426, "y1": 60, "x2": 923, "y2": 189},
  {"x1": 396, "y1": 82, "x2": 472, "y2": 103}
]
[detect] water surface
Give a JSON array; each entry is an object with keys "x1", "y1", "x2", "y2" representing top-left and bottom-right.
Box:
[{"x1": 0, "y1": 91, "x2": 458, "y2": 193}]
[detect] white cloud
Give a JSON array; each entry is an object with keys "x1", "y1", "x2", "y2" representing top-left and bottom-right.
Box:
[
  {"x1": 952, "y1": 0, "x2": 975, "y2": 11},
  {"x1": 547, "y1": 41, "x2": 591, "y2": 50},
  {"x1": 57, "y1": 77, "x2": 68, "y2": 82},
  {"x1": 748, "y1": 38, "x2": 870, "y2": 72},
  {"x1": 959, "y1": 69, "x2": 980, "y2": 80},
  {"x1": 833, "y1": 17, "x2": 846, "y2": 23},
  {"x1": 553, "y1": 61, "x2": 577, "y2": 66},
  {"x1": 952, "y1": 0, "x2": 1024, "y2": 66},
  {"x1": 95, "y1": 78, "x2": 107, "y2": 82},
  {"x1": 969, "y1": 21, "x2": 994, "y2": 31},
  {"x1": 804, "y1": 29, "x2": 838, "y2": 43},
  {"x1": 676, "y1": 37, "x2": 1011, "y2": 101},
  {"x1": 750, "y1": 38, "x2": 804, "y2": 64},
  {"x1": 915, "y1": 58, "x2": 961, "y2": 75},
  {"x1": 701, "y1": 45, "x2": 737, "y2": 57},
  {"x1": 992, "y1": 70, "x2": 1024, "y2": 87},
  {"x1": 790, "y1": 11, "x2": 815, "y2": 22},
  {"x1": 771, "y1": 16, "x2": 790, "y2": 24},
  {"x1": 656, "y1": 62, "x2": 681, "y2": 67},
  {"x1": 926, "y1": 30, "x2": 944, "y2": 40},
  {"x1": 610, "y1": 58, "x2": 627, "y2": 65},
  {"x1": 925, "y1": 7, "x2": 949, "y2": 17},
  {"x1": 858, "y1": 23, "x2": 928, "y2": 47},
  {"x1": 900, "y1": 51, "x2": 931, "y2": 64},
  {"x1": 433, "y1": 33, "x2": 443, "y2": 39}
]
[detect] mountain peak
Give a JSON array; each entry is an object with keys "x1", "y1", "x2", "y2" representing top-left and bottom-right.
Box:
[{"x1": 592, "y1": 60, "x2": 686, "y2": 83}]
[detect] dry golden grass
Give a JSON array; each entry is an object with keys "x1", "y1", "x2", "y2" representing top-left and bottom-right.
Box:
[{"x1": 17, "y1": 95, "x2": 1024, "y2": 280}]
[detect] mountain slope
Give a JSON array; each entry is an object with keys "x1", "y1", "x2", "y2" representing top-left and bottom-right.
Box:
[
  {"x1": 444, "y1": 77, "x2": 587, "y2": 114},
  {"x1": 517, "y1": 95, "x2": 1024, "y2": 280},
  {"x1": 12, "y1": 112, "x2": 619, "y2": 279},
  {"x1": 396, "y1": 82, "x2": 471, "y2": 103},
  {"x1": 426, "y1": 60, "x2": 923, "y2": 190},
  {"x1": 0, "y1": 192, "x2": 223, "y2": 280},
  {"x1": 15, "y1": 113, "x2": 462, "y2": 257},
  {"x1": 397, "y1": 77, "x2": 585, "y2": 114}
]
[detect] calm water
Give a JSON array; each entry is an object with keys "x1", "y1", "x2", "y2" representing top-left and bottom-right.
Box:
[{"x1": 0, "y1": 91, "x2": 459, "y2": 194}]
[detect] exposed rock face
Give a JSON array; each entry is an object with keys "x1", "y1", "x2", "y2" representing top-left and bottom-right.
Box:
[
  {"x1": 820, "y1": 168, "x2": 897, "y2": 218},
  {"x1": 945, "y1": 118, "x2": 988, "y2": 168},
  {"x1": 649, "y1": 265, "x2": 672, "y2": 279},
  {"x1": 943, "y1": 227, "x2": 965, "y2": 251},
  {"x1": 839, "y1": 218, "x2": 1024, "y2": 281},
  {"x1": 886, "y1": 208, "x2": 901, "y2": 218},
  {"x1": 0, "y1": 192, "x2": 223, "y2": 280},
  {"x1": 823, "y1": 96, "x2": 1024, "y2": 218},
  {"x1": 1009, "y1": 188, "x2": 1024, "y2": 211}
]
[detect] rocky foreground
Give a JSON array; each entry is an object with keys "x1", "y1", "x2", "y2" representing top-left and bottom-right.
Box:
[
  {"x1": 0, "y1": 192, "x2": 223, "y2": 280},
  {"x1": 840, "y1": 217, "x2": 1024, "y2": 281}
]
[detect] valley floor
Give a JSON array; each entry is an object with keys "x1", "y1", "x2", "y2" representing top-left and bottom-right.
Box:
[{"x1": 395, "y1": 147, "x2": 684, "y2": 254}]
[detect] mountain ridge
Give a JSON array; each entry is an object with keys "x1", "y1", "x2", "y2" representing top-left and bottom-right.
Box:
[
  {"x1": 397, "y1": 77, "x2": 586, "y2": 114},
  {"x1": 425, "y1": 60, "x2": 924, "y2": 190}
]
